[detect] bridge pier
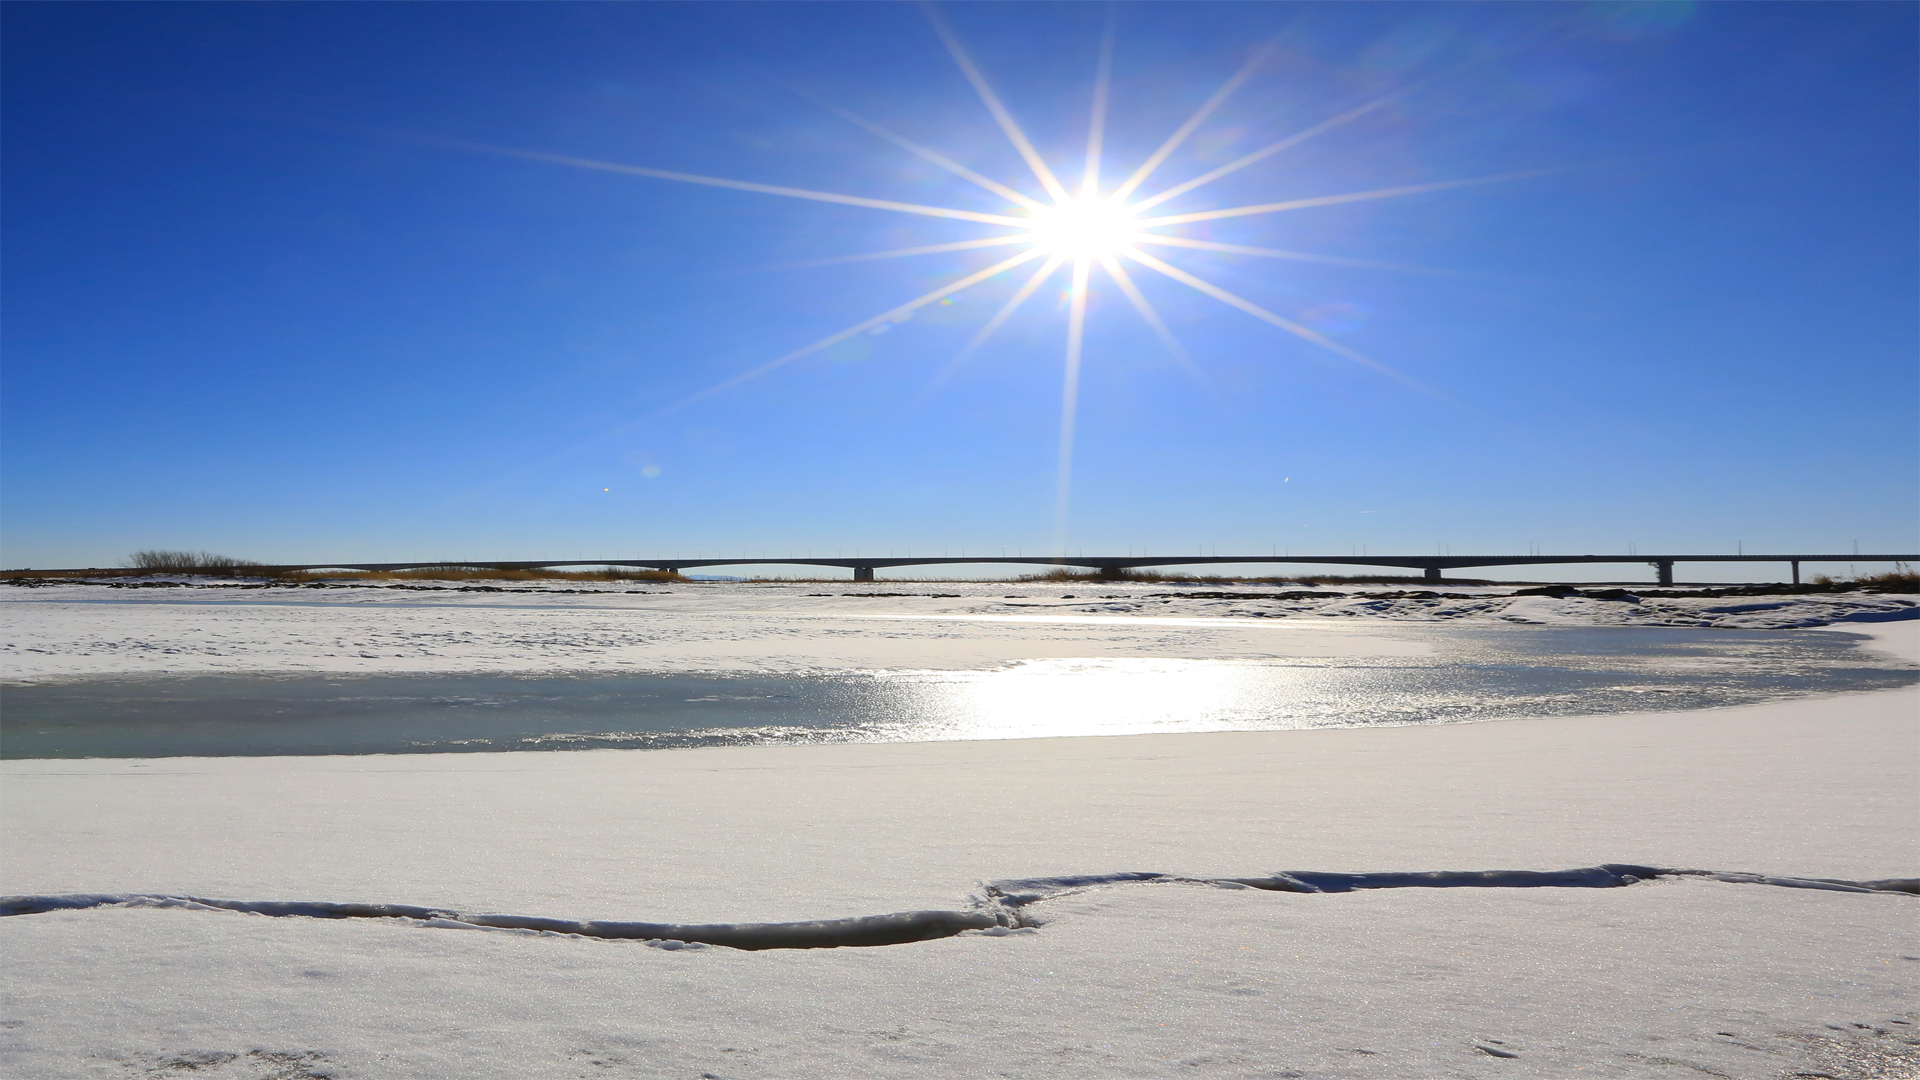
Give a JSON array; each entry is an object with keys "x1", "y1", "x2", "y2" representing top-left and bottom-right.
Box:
[
  {"x1": 853, "y1": 566, "x2": 875, "y2": 582},
  {"x1": 1423, "y1": 566, "x2": 1442, "y2": 584},
  {"x1": 1654, "y1": 560, "x2": 1674, "y2": 586},
  {"x1": 1792, "y1": 560, "x2": 1800, "y2": 585}
]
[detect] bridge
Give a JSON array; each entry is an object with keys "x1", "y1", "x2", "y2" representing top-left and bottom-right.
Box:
[{"x1": 213, "y1": 553, "x2": 1914, "y2": 586}]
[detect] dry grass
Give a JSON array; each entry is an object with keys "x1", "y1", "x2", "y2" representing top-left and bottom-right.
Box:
[
  {"x1": 125, "y1": 550, "x2": 268, "y2": 576},
  {"x1": 0, "y1": 557, "x2": 685, "y2": 584},
  {"x1": 1012, "y1": 568, "x2": 1490, "y2": 585},
  {"x1": 1810, "y1": 562, "x2": 1918, "y2": 590},
  {"x1": 285, "y1": 565, "x2": 683, "y2": 583}
]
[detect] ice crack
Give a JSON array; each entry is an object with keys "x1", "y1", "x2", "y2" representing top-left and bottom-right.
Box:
[{"x1": 4, "y1": 865, "x2": 1911, "y2": 951}]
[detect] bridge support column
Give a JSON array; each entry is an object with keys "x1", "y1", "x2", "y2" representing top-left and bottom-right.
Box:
[
  {"x1": 853, "y1": 566, "x2": 875, "y2": 582},
  {"x1": 1654, "y1": 560, "x2": 1674, "y2": 586},
  {"x1": 1791, "y1": 560, "x2": 1800, "y2": 585},
  {"x1": 1099, "y1": 565, "x2": 1127, "y2": 581},
  {"x1": 1423, "y1": 566, "x2": 1442, "y2": 584}
]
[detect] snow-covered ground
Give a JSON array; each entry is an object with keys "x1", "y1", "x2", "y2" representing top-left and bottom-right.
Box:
[
  {"x1": 0, "y1": 585, "x2": 1915, "y2": 1078},
  {"x1": 2, "y1": 577, "x2": 1913, "y2": 681}
]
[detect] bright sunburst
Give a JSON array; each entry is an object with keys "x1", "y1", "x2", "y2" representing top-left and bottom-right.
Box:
[
  {"x1": 1023, "y1": 199, "x2": 1141, "y2": 260},
  {"x1": 435, "y1": 7, "x2": 1540, "y2": 548}
]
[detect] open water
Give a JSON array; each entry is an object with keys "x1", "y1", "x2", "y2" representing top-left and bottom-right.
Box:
[{"x1": 1, "y1": 626, "x2": 1911, "y2": 758}]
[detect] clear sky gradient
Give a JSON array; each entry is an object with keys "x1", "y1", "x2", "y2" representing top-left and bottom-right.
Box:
[{"x1": 4, "y1": 2, "x2": 1915, "y2": 579}]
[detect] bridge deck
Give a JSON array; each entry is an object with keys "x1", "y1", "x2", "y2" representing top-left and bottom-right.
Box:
[{"x1": 21, "y1": 554, "x2": 1911, "y2": 585}]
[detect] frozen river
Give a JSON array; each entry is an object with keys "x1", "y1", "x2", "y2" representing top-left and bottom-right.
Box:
[{"x1": 3, "y1": 624, "x2": 1911, "y2": 758}]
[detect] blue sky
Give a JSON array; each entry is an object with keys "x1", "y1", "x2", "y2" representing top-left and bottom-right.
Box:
[{"x1": 4, "y1": 1, "x2": 1915, "y2": 579}]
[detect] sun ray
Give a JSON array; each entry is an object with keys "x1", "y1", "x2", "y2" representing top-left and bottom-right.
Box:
[
  {"x1": 1132, "y1": 235, "x2": 1468, "y2": 278},
  {"x1": 651, "y1": 248, "x2": 1046, "y2": 418},
  {"x1": 915, "y1": 255, "x2": 1064, "y2": 403},
  {"x1": 1128, "y1": 95, "x2": 1396, "y2": 212},
  {"x1": 921, "y1": 3, "x2": 1074, "y2": 204},
  {"x1": 1054, "y1": 257, "x2": 1093, "y2": 553},
  {"x1": 406, "y1": 132, "x2": 1030, "y2": 227},
  {"x1": 1108, "y1": 42, "x2": 1273, "y2": 202},
  {"x1": 1081, "y1": 10, "x2": 1116, "y2": 199},
  {"x1": 796, "y1": 90, "x2": 1048, "y2": 211},
  {"x1": 1138, "y1": 168, "x2": 1556, "y2": 227},
  {"x1": 1097, "y1": 254, "x2": 1195, "y2": 372},
  {"x1": 1099, "y1": 254, "x2": 1231, "y2": 413},
  {"x1": 1120, "y1": 246, "x2": 1436, "y2": 392},
  {"x1": 762, "y1": 234, "x2": 1033, "y2": 272},
  {"x1": 960, "y1": 254, "x2": 1066, "y2": 356}
]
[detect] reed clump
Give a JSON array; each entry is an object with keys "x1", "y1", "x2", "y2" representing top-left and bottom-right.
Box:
[
  {"x1": 1810, "y1": 563, "x2": 1918, "y2": 590},
  {"x1": 125, "y1": 550, "x2": 269, "y2": 576},
  {"x1": 1016, "y1": 568, "x2": 1161, "y2": 583}
]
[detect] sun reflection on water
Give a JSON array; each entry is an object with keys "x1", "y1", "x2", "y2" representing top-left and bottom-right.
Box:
[{"x1": 871, "y1": 658, "x2": 1351, "y2": 742}]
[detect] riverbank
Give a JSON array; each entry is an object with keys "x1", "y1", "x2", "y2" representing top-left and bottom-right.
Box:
[{"x1": 3, "y1": 578, "x2": 1914, "y2": 683}]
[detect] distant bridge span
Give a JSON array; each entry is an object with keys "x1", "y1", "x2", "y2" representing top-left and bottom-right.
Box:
[{"x1": 261, "y1": 554, "x2": 1915, "y2": 586}]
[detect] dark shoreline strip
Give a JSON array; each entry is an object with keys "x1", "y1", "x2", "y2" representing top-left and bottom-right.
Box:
[
  {"x1": 0, "y1": 894, "x2": 997, "y2": 949},
  {"x1": 4, "y1": 865, "x2": 1912, "y2": 950}
]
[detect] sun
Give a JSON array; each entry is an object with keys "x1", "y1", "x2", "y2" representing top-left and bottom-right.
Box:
[
  {"x1": 1024, "y1": 199, "x2": 1140, "y2": 259},
  {"x1": 433, "y1": 5, "x2": 1538, "y2": 550}
]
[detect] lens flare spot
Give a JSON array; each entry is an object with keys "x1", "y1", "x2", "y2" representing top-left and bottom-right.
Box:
[{"x1": 1300, "y1": 301, "x2": 1367, "y2": 335}]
